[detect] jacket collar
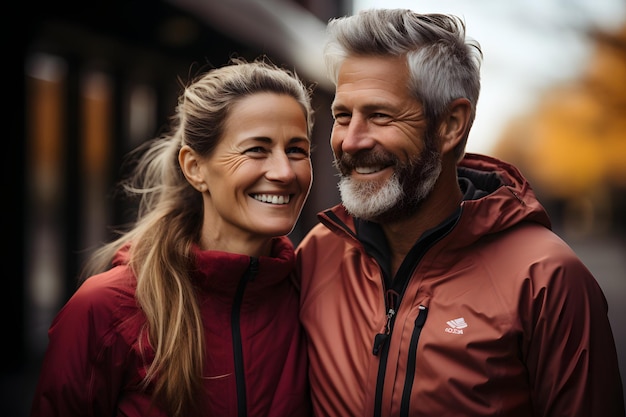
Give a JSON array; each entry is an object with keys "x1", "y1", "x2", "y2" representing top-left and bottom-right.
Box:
[
  {"x1": 317, "y1": 153, "x2": 551, "y2": 251},
  {"x1": 191, "y1": 236, "x2": 295, "y2": 295}
]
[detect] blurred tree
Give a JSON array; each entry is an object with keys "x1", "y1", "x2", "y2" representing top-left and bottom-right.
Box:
[{"x1": 494, "y1": 23, "x2": 626, "y2": 237}]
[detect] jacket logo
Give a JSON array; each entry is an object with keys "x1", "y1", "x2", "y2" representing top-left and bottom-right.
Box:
[{"x1": 445, "y1": 317, "x2": 467, "y2": 334}]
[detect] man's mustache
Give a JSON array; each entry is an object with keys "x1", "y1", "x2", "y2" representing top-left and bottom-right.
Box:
[{"x1": 333, "y1": 151, "x2": 399, "y2": 176}]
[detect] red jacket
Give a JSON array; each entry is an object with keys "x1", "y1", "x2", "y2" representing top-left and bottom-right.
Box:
[
  {"x1": 297, "y1": 153, "x2": 624, "y2": 417},
  {"x1": 31, "y1": 237, "x2": 311, "y2": 417}
]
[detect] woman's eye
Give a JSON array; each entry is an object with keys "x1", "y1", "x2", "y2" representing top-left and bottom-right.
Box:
[
  {"x1": 286, "y1": 146, "x2": 310, "y2": 158},
  {"x1": 244, "y1": 146, "x2": 267, "y2": 154}
]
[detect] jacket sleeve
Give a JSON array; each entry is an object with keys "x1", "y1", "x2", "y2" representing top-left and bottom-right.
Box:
[
  {"x1": 522, "y1": 251, "x2": 625, "y2": 417},
  {"x1": 30, "y1": 278, "x2": 131, "y2": 417}
]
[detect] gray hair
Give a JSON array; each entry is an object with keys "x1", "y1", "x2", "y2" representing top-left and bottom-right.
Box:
[{"x1": 324, "y1": 9, "x2": 483, "y2": 159}]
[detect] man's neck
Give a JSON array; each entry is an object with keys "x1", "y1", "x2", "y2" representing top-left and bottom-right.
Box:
[{"x1": 382, "y1": 173, "x2": 463, "y2": 277}]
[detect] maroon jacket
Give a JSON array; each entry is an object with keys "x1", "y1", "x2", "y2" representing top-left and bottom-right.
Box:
[
  {"x1": 31, "y1": 237, "x2": 311, "y2": 417},
  {"x1": 297, "y1": 153, "x2": 624, "y2": 417}
]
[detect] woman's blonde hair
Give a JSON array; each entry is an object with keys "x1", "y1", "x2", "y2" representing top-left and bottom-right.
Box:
[{"x1": 80, "y1": 57, "x2": 314, "y2": 416}]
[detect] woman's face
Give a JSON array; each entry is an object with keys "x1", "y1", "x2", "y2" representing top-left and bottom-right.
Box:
[{"x1": 197, "y1": 92, "x2": 312, "y2": 252}]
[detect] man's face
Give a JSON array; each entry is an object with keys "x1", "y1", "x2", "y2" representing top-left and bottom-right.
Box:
[{"x1": 331, "y1": 55, "x2": 442, "y2": 222}]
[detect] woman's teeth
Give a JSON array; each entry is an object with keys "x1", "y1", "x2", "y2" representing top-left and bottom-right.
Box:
[{"x1": 253, "y1": 194, "x2": 290, "y2": 204}]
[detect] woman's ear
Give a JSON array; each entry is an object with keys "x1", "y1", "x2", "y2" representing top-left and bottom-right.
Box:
[
  {"x1": 439, "y1": 98, "x2": 472, "y2": 154},
  {"x1": 179, "y1": 145, "x2": 207, "y2": 192}
]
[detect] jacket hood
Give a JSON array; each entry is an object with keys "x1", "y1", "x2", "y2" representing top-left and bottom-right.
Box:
[
  {"x1": 317, "y1": 153, "x2": 551, "y2": 249},
  {"x1": 453, "y1": 153, "x2": 551, "y2": 247}
]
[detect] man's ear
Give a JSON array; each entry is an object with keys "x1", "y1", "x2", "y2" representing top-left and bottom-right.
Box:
[
  {"x1": 439, "y1": 98, "x2": 472, "y2": 154},
  {"x1": 179, "y1": 145, "x2": 207, "y2": 192}
]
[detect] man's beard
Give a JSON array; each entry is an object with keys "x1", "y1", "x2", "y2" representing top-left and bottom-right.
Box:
[{"x1": 335, "y1": 136, "x2": 442, "y2": 223}]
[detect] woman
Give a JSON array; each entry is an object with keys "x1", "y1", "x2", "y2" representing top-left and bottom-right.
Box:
[{"x1": 30, "y1": 57, "x2": 315, "y2": 417}]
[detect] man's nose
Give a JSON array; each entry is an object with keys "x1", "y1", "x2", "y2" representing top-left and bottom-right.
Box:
[{"x1": 340, "y1": 115, "x2": 376, "y2": 154}]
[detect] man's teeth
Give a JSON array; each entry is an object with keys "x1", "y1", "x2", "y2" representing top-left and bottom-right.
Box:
[
  {"x1": 355, "y1": 166, "x2": 383, "y2": 174},
  {"x1": 253, "y1": 194, "x2": 290, "y2": 204}
]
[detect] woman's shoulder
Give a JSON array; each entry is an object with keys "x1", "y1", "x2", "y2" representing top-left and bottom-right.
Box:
[
  {"x1": 45, "y1": 265, "x2": 143, "y2": 373},
  {"x1": 80, "y1": 263, "x2": 136, "y2": 294},
  {"x1": 61, "y1": 265, "x2": 138, "y2": 321}
]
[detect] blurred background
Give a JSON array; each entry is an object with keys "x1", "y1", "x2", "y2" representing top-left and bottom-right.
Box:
[{"x1": 7, "y1": 0, "x2": 625, "y2": 415}]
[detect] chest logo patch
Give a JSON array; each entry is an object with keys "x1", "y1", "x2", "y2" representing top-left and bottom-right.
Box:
[{"x1": 445, "y1": 317, "x2": 468, "y2": 334}]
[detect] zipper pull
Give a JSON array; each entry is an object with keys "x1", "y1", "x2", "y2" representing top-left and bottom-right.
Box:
[
  {"x1": 372, "y1": 307, "x2": 396, "y2": 355},
  {"x1": 248, "y1": 257, "x2": 259, "y2": 281},
  {"x1": 372, "y1": 333, "x2": 388, "y2": 356}
]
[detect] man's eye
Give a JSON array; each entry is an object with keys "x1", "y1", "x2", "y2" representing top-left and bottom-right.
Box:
[{"x1": 333, "y1": 113, "x2": 350, "y2": 124}]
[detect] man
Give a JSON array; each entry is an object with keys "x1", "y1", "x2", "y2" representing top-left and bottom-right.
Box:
[{"x1": 296, "y1": 8, "x2": 625, "y2": 417}]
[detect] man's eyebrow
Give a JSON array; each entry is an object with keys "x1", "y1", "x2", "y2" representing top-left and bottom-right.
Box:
[
  {"x1": 330, "y1": 102, "x2": 346, "y2": 113},
  {"x1": 331, "y1": 101, "x2": 395, "y2": 113}
]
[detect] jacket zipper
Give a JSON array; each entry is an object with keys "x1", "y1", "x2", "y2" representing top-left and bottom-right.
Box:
[
  {"x1": 372, "y1": 290, "x2": 399, "y2": 355},
  {"x1": 370, "y1": 210, "x2": 460, "y2": 417},
  {"x1": 372, "y1": 289, "x2": 399, "y2": 417},
  {"x1": 232, "y1": 257, "x2": 259, "y2": 417},
  {"x1": 322, "y1": 208, "x2": 459, "y2": 417}
]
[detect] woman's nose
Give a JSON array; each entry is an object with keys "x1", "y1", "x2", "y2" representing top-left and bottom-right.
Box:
[{"x1": 266, "y1": 153, "x2": 297, "y2": 182}]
